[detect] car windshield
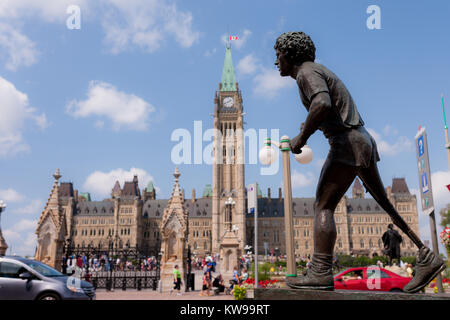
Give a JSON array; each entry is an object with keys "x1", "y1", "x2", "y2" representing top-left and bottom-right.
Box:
[{"x1": 22, "y1": 260, "x2": 65, "y2": 277}]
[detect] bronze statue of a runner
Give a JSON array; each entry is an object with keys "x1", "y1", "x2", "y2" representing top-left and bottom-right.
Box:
[{"x1": 274, "y1": 31, "x2": 445, "y2": 293}]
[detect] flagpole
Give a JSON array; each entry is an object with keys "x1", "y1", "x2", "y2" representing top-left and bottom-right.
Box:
[{"x1": 441, "y1": 94, "x2": 450, "y2": 170}]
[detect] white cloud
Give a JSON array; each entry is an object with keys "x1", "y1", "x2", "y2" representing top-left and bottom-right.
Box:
[
  {"x1": 0, "y1": 0, "x2": 88, "y2": 22},
  {"x1": 221, "y1": 29, "x2": 251, "y2": 50},
  {"x1": 11, "y1": 219, "x2": 38, "y2": 232},
  {"x1": 314, "y1": 158, "x2": 326, "y2": 169},
  {"x1": 253, "y1": 67, "x2": 295, "y2": 98},
  {"x1": 0, "y1": 1, "x2": 87, "y2": 70},
  {"x1": 83, "y1": 167, "x2": 157, "y2": 199},
  {"x1": 14, "y1": 199, "x2": 44, "y2": 215},
  {"x1": 66, "y1": 80, "x2": 155, "y2": 131},
  {"x1": 204, "y1": 48, "x2": 217, "y2": 57},
  {"x1": 0, "y1": 76, "x2": 48, "y2": 157},
  {"x1": 0, "y1": 23, "x2": 39, "y2": 71},
  {"x1": 367, "y1": 127, "x2": 413, "y2": 156},
  {"x1": 101, "y1": 0, "x2": 200, "y2": 54},
  {"x1": 0, "y1": 189, "x2": 25, "y2": 203},
  {"x1": 237, "y1": 54, "x2": 260, "y2": 76},
  {"x1": 3, "y1": 218, "x2": 38, "y2": 256},
  {"x1": 0, "y1": 1, "x2": 198, "y2": 62},
  {"x1": 291, "y1": 170, "x2": 316, "y2": 189},
  {"x1": 382, "y1": 124, "x2": 398, "y2": 136},
  {"x1": 430, "y1": 171, "x2": 450, "y2": 213}
]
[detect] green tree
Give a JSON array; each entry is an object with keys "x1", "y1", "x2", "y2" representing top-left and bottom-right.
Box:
[{"x1": 440, "y1": 204, "x2": 450, "y2": 228}]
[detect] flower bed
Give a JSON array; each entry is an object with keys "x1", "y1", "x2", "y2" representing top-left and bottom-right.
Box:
[{"x1": 233, "y1": 278, "x2": 282, "y2": 300}]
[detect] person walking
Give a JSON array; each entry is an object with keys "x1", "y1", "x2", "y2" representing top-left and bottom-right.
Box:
[
  {"x1": 171, "y1": 265, "x2": 182, "y2": 296},
  {"x1": 200, "y1": 270, "x2": 212, "y2": 296}
]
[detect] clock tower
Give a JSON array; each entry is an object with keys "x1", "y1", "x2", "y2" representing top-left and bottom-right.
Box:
[{"x1": 212, "y1": 45, "x2": 245, "y2": 276}]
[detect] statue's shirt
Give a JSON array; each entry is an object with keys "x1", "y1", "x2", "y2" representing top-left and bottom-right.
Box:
[{"x1": 296, "y1": 61, "x2": 380, "y2": 167}]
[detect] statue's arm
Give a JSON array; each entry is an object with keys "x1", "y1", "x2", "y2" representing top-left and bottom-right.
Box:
[{"x1": 291, "y1": 92, "x2": 331, "y2": 154}]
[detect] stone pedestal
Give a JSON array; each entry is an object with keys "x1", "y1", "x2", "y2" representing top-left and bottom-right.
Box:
[
  {"x1": 254, "y1": 288, "x2": 450, "y2": 300},
  {"x1": 219, "y1": 230, "x2": 241, "y2": 281}
]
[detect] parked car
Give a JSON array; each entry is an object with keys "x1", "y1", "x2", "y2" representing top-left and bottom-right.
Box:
[
  {"x1": 334, "y1": 266, "x2": 411, "y2": 292},
  {"x1": 0, "y1": 256, "x2": 95, "y2": 300}
]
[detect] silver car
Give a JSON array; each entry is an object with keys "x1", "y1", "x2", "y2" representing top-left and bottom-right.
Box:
[{"x1": 0, "y1": 256, "x2": 95, "y2": 300}]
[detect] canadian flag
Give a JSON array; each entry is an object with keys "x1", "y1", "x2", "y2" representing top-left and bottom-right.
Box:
[{"x1": 229, "y1": 36, "x2": 239, "y2": 41}]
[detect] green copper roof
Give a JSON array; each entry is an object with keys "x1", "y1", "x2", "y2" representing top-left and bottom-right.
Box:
[
  {"x1": 220, "y1": 45, "x2": 237, "y2": 92},
  {"x1": 203, "y1": 184, "x2": 213, "y2": 197},
  {"x1": 146, "y1": 180, "x2": 154, "y2": 192},
  {"x1": 257, "y1": 185, "x2": 262, "y2": 197},
  {"x1": 80, "y1": 192, "x2": 91, "y2": 201}
]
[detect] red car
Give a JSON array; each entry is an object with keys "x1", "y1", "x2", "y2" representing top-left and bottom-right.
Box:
[{"x1": 334, "y1": 267, "x2": 411, "y2": 292}]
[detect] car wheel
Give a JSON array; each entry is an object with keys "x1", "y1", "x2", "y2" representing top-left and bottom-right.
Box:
[
  {"x1": 390, "y1": 288, "x2": 403, "y2": 293},
  {"x1": 38, "y1": 293, "x2": 61, "y2": 301}
]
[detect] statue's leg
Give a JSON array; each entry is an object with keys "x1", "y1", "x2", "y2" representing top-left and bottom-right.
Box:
[
  {"x1": 358, "y1": 163, "x2": 445, "y2": 293},
  {"x1": 314, "y1": 159, "x2": 358, "y2": 255},
  {"x1": 286, "y1": 159, "x2": 357, "y2": 290},
  {"x1": 357, "y1": 163, "x2": 423, "y2": 249}
]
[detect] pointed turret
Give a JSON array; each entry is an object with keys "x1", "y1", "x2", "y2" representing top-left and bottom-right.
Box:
[
  {"x1": 220, "y1": 45, "x2": 237, "y2": 92},
  {"x1": 112, "y1": 180, "x2": 121, "y2": 199},
  {"x1": 352, "y1": 177, "x2": 364, "y2": 199}
]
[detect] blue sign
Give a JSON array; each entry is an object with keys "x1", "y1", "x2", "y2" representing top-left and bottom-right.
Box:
[
  {"x1": 418, "y1": 136, "x2": 425, "y2": 157},
  {"x1": 421, "y1": 172, "x2": 429, "y2": 193}
]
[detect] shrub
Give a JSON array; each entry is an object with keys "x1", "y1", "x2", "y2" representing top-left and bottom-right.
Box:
[{"x1": 233, "y1": 286, "x2": 246, "y2": 300}]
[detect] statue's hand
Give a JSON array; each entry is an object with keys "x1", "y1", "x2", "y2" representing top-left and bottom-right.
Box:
[{"x1": 290, "y1": 134, "x2": 306, "y2": 154}]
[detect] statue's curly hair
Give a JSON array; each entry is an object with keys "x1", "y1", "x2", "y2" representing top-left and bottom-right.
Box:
[{"x1": 274, "y1": 32, "x2": 316, "y2": 64}]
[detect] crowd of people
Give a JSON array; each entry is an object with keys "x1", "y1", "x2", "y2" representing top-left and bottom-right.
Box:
[{"x1": 63, "y1": 254, "x2": 159, "y2": 274}]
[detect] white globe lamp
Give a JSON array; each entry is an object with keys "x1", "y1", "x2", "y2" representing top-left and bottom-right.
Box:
[
  {"x1": 294, "y1": 145, "x2": 314, "y2": 164},
  {"x1": 259, "y1": 138, "x2": 277, "y2": 165}
]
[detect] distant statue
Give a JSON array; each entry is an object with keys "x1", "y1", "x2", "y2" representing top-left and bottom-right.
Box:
[
  {"x1": 274, "y1": 31, "x2": 445, "y2": 293},
  {"x1": 382, "y1": 224, "x2": 403, "y2": 266}
]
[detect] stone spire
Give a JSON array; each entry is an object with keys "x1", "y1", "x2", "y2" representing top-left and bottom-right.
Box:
[
  {"x1": 220, "y1": 45, "x2": 237, "y2": 92},
  {"x1": 112, "y1": 180, "x2": 121, "y2": 198},
  {"x1": 352, "y1": 177, "x2": 364, "y2": 199},
  {"x1": 48, "y1": 168, "x2": 62, "y2": 210}
]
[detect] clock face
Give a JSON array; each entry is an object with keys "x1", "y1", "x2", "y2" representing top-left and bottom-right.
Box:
[{"x1": 223, "y1": 97, "x2": 234, "y2": 108}]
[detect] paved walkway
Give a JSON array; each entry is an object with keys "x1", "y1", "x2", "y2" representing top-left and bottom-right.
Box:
[{"x1": 96, "y1": 289, "x2": 234, "y2": 300}]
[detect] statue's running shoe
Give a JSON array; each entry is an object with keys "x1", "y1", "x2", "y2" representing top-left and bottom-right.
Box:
[
  {"x1": 286, "y1": 253, "x2": 334, "y2": 291},
  {"x1": 403, "y1": 246, "x2": 446, "y2": 293}
]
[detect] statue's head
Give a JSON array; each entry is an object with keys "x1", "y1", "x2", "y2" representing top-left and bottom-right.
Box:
[
  {"x1": 274, "y1": 31, "x2": 316, "y2": 76},
  {"x1": 388, "y1": 223, "x2": 394, "y2": 230}
]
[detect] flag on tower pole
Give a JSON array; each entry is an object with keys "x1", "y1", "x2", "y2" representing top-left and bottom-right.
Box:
[{"x1": 229, "y1": 36, "x2": 239, "y2": 41}]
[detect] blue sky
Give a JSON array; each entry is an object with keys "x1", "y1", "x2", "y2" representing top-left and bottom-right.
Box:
[{"x1": 0, "y1": 0, "x2": 449, "y2": 256}]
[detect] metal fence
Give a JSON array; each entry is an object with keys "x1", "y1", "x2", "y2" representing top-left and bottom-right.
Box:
[
  {"x1": 81, "y1": 270, "x2": 159, "y2": 291},
  {"x1": 63, "y1": 245, "x2": 160, "y2": 290}
]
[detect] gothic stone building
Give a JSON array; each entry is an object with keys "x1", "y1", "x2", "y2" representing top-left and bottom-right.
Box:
[{"x1": 35, "y1": 169, "x2": 419, "y2": 270}]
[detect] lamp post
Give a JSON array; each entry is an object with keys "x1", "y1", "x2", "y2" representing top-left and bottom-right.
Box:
[
  {"x1": 0, "y1": 200, "x2": 8, "y2": 256},
  {"x1": 225, "y1": 197, "x2": 236, "y2": 232},
  {"x1": 259, "y1": 136, "x2": 313, "y2": 278}
]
